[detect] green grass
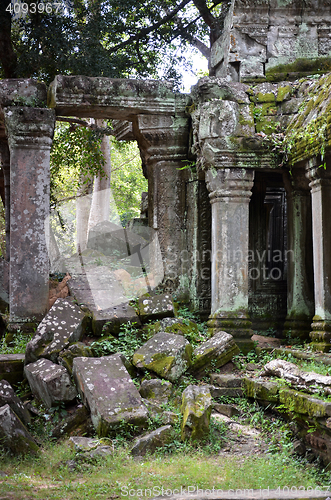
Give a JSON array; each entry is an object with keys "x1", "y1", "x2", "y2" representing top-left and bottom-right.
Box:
[
  {"x1": 0, "y1": 331, "x2": 33, "y2": 355},
  {"x1": 0, "y1": 440, "x2": 329, "y2": 499}
]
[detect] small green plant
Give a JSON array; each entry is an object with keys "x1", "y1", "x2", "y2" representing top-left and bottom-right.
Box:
[
  {"x1": 0, "y1": 331, "x2": 33, "y2": 355},
  {"x1": 91, "y1": 321, "x2": 146, "y2": 359}
]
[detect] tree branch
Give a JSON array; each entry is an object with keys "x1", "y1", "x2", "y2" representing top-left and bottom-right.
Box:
[{"x1": 108, "y1": 0, "x2": 192, "y2": 53}]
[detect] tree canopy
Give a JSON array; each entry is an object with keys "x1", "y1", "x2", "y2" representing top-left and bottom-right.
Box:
[{"x1": 0, "y1": 0, "x2": 232, "y2": 83}]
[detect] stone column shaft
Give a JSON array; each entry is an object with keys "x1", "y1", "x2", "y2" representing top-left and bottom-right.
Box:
[
  {"x1": 4, "y1": 107, "x2": 55, "y2": 327},
  {"x1": 306, "y1": 159, "x2": 331, "y2": 351},
  {"x1": 206, "y1": 167, "x2": 255, "y2": 353},
  {"x1": 0, "y1": 140, "x2": 10, "y2": 262},
  {"x1": 135, "y1": 114, "x2": 189, "y2": 285},
  {"x1": 283, "y1": 168, "x2": 314, "y2": 340}
]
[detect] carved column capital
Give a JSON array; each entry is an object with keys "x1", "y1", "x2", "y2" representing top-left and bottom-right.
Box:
[
  {"x1": 205, "y1": 167, "x2": 255, "y2": 204},
  {"x1": 135, "y1": 113, "x2": 189, "y2": 166},
  {"x1": 4, "y1": 107, "x2": 55, "y2": 150},
  {"x1": 305, "y1": 158, "x2": 331, "y2": 193}
]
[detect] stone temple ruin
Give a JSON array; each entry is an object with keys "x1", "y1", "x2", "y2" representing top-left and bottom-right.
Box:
[
  {"x1": 1, "y1": 0, "x2": 331, "y2": 356},
  {"x1": 1, "y1": 0, "x2": 331, "y2": 470}
]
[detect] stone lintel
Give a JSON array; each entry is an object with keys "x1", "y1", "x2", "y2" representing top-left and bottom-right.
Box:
[{"x1": 48, "y1": 75, "x2": 191, "y2": 120}]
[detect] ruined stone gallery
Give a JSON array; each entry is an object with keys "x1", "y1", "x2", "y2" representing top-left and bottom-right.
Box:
[{"x1": 1, "y1": 0, "x2": 331, "y2": 467}]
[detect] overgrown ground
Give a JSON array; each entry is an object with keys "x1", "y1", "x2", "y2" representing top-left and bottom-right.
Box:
[{"x1": 1, "y1": 316, "x2": 331, "y2": 499}]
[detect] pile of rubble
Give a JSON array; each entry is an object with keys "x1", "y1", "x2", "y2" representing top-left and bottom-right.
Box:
[{"x1": 0, "y1": 294, "x2": 240, "y2": 457}]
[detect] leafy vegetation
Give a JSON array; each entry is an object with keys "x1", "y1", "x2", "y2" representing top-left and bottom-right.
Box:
[{"x1": 0, "y1": 330, "x2": 33, "y2": 355}]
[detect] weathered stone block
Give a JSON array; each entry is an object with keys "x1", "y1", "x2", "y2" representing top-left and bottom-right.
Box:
[
  {"x1": 0, "y1": 404, "x2": 39, "y2": 455},
  {"x1": 210, "y1": 373, "x2": 244, "y2": 388},
  {"x1": 142, "y1": 398, "x2": 179, "y2": 425},
  {"x1": 191, "y1": 331, "x2": 239, "y2": 376},
  {"x1": 25, "y1": 358, "x2": 77, "y2": 408},
  {"x1": 159, "y1": 317, "x2": 199, "y2": 337},
  {"x1": 51, "y1": 404, "x2": 92, "y2": 439},
  {"x1": 244, "y1": 377, "x2": 280, "y2": 403},
  {"x1": 181, "y1": 385, "x2": 212, "y2": 441},
  {"x1": 209, "y1": 386, "x2": 244, "y2": 399},
  {"x1": 132, "y1": 332, "x2": 192, "y2": 382},
  {"x1": 92, "y1": 302, "x2": 140, "y2": 337},
  {"x1": 138, "y1": 294, "x2": 175, "y2": 322},
  {"x1": 213, "y1": 403, "x2": 241, "y2": 418},
  {"x1": 139, "y1": 379, "x2": 172, "y2": 403},
  {"x1": 279, "y1": 388, "x2": 331, "y2": 418},
  {"x1": 0, "y1": 380, "x2": 30, "y2": 425},
  {"x1": 130, "y1": 425, "x2": 173, "y2": 456},
  {"x1": 0, "y1": 354, "x2": 25, "y2": 385},
  {"x1": 72, "y1": 354, "x2": 149, "y2": 436},
  {"x1": 25, "y1": 298, "x2": 86, "y2": 364}
]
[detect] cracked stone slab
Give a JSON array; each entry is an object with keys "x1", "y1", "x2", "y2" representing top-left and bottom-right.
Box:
[
  {"x1": 191, "y1": 331, "x2": 240, "y2": 377},
  {"x1": 130, "y1": 425, "x2": 173, "y2": 456},
  {"x1": 91, "y1": 301, "x2": 140, "y2": 337},
  {"x1": 138, "y1": 294, "x2": 175, "y2": 322},
  {"x1": 25, "y1": 297, "x2": 86, "y2": 364},
  {"x1": 0, "y1": 379, "x2": 30, "y2": 425},
  {"x1": 132, "y1": 332, "x2": 192, "y2": 382},
  {"x1": 72, "y1": 353, "x2": 149, "y2": 436},
  {"x1": 25, "y1": 358, "x2": 77, "y2": 408}
]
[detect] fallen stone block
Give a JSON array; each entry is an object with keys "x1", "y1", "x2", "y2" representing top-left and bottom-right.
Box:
[
  {"x1": 0, "y1": 354, "x2": 25, "y2": 385},
  {"x1": 191, "y1": 331, "x2": 239, "y2": 377},
  {"x1": 210, "y1": 373, "x2": 244, "y2": 388},
  {"x1": 181, "y1": 384, "x2": 212, "y2": 441},
  {"x1": 159, "y1": 317, "x2": 200, "y2": 337},
  {"x1": 213, "y1": 403, "x2": 241, "y2": 418},
  {"x1": 244, "y1": 377, "x2": 280, "y2": 403},
  {"x1": 25, "y1": 298, "x2": 86, "y2": 364},
  {"x1": 51, "y1": 404, "x2": 93, "y2": 439},
  {"x1": 138, "y1": 294, "x2": 175, "y2": 322},
  {"x1": 130, "y1": 425, "x2": 173, "y2": 456},
  {"x1": 0, "y1": 380, "x2": 30, "y2": 425},
  {"x1": 25, "y1": 358, "x2": 77, "y2": 408},
  {"x1": 262, "y1": 359, "x2": 331, "y2": 396},
  {"x1": 279, "y1": 388, "x2": 331, "y2": 418},
  {"x1": 209, "y1": 386, "x2": 244, "y2": 399},
  {"x1": 139, "y1": 379, "x2": 172, "y2": 403},
  {"x1": 0, "y1": 404, "x2": 39, "y2": 455},
  {"x1": 73, "y1": 353, "x2": 149, "y2": 436},
  {"x1": 91, "y1": 302, "x2": 140, "y2": 337},
  {"x1": 132, "y1": 332, "x2": 192, "y2": 382}
]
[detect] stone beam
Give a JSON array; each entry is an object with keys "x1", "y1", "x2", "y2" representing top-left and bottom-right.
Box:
[
  {"x1": 4, "y1": 107, "x2": 55, "y2": 328},
  {"x1": 48, "y1": 75, "x2": 190, "y2": 120}
]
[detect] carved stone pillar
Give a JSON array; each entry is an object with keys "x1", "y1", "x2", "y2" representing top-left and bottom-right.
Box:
[
  {"x1": 306, "y1": 159, "x2": 331, "y2": 351},
  {"x1": 205, "y1": 167, "x2": 255, "y2": 353},
  {"x1": 283, "y1": 168, "x2": 314, "y2": 341},
  {"x1": 4, "y1": 107, "x2": 55, "y2": 328},
  {"x1": 135, "y1": 114, "x2": 189, "y2": 284},
  {"x1": 0, "y1": 140, "x2": 10, "y2": 263}
]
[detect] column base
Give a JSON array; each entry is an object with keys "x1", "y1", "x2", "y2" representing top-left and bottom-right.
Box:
[
  {"x1": 283, "y1": 318, "x2": 312, "y2": 343},
  {"x1": 207, "y1": 316, "x2": 254, "y2": 354},
  {"x1": 309, "y1": 320, "x2": 331, "y2": 352}
]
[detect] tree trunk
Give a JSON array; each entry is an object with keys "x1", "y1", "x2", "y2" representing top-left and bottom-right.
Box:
[{"x1": 88, "y1": 120, "x2": 111, "y2": 231}]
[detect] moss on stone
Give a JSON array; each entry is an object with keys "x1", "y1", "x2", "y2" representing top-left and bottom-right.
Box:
[
  {"x1": 276, "y1": 85, "x2": 292, "y2": 102},
  {"x1": 256, "y1": 92, "x2": 276, "y2": 103}
]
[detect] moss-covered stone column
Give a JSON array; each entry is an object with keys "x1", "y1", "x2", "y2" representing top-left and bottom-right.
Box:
[
  {"x1": 4, "y1": 107, "x2": 55, "y2": 329},
  {"x1": 283, "y1": 168, "x2": 314, "y2": 341},
  {"x1": 135, "y1": 114, "x2": 189, "y2": 284},
  {"x1": 306, "y1": 160, "x2": 331, "y2": 351},
  {"x1": 205, "y1": 167, "x2": 255, "y2": 353}
]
